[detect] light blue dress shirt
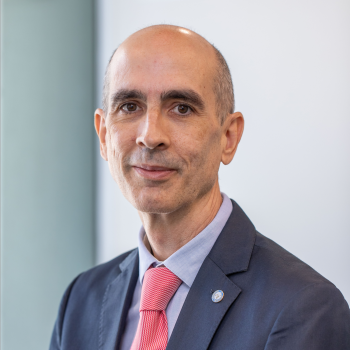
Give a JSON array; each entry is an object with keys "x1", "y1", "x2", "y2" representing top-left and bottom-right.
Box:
[{"x1": 119, "y1": 193, "x2": 233, "y2": 350}]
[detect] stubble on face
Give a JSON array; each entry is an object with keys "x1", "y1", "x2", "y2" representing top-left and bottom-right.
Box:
[{"x1": 104, "y1": 26, "x2": 224, "y2": 215}]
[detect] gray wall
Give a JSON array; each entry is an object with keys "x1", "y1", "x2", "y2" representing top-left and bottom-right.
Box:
[{"x1": 1, "y1": 1, "x2": 95, "y2": 349}]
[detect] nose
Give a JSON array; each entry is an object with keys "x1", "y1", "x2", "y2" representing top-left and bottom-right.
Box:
[{"x1": 136, "y1": 109, "x2": 170, "y2": 150}]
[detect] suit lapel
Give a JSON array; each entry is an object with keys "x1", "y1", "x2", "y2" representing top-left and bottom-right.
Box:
[
  {"x1": 167, "y1": 200, "x2": 256, "y2": 350},
  {"x1": 166, "y1": 258, "x2": 241, "y2": 350},
  {"x1": 99, "y1": 249, "x2": 139, "y2": 350}
]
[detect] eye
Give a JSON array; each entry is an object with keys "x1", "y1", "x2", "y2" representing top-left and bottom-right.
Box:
[
  {"x1": 121, "y1": 103, "x2": 140, "y2": 113},
  {"x1": 173, "y1": 104, "x2": 192, "y2": 116}
]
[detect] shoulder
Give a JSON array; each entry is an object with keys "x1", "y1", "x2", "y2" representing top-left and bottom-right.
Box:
[
  {"x1": 246, "y1": 231, "x2": 349, "y2": 314},
  {"x1": 253, "y1": 231, "x2": 332, "y2": 289},
  {"x1": 56, "y1": 248, "x2": 138, "y2": 317},
  {"x1": 224, "y1": 229, "x2": 350, "y2": 348},
  {"x1": 71, "y1": 248, "x2": 138, "y2": 293},
  {"x1": 50, "y1": 249, "x2": 138, "y2": 349},
  {"x1": 252, "y1": 234, "x2": 350, "y2": 348}
]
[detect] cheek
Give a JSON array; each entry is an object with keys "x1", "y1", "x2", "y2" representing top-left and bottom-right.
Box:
[
  {"x1": 175, "y1": 123, "x2": 222, "y2": 172},
  {"x1": 106, "y1": 126, "x2": 134, "y2": 174}
]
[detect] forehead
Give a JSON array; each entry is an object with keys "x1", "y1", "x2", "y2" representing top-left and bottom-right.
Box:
[{"x1": 108, "y1": 32, "x2": 216, "y2": 98}]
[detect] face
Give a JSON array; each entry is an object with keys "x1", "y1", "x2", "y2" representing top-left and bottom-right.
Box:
[{"x1": 95, "y1": 30, "x2": 238, "y2": 214}]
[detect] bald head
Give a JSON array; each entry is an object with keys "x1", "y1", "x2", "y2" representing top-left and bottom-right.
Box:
[{"x1": 102, "y1": 25, "x2": 234, "y2": 124}]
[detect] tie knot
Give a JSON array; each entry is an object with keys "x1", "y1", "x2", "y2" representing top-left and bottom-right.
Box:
[{"x1": 140, "y1": 267, "x2": 182, "y2": 312}]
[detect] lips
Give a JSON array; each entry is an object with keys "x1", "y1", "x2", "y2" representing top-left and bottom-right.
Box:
[{"x1": 133, "y1": 164, "x2": 176, "y2": 180}]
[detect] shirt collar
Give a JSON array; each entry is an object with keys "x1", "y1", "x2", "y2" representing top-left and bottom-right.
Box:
[{"x1": 138, "y1": 193, "x2": 233, "y2": 287}]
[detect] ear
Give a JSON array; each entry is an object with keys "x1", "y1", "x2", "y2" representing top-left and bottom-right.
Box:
[
  {"x1": 94, "y1": 108, "x2": 108, "y2": 161},
  {"x1": 221, "y1": 112, "x2": 244, "y2": 165}
]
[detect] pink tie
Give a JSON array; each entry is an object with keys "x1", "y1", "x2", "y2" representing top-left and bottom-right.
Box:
[{"x1": 130, "y1": 267, "x2": 182, "y2": 350}]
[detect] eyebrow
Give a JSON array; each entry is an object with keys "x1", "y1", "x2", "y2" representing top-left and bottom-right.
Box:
[
  {"x1": 109, "y1": 88, "x2": 205, "y2": 112},
  {"x1": 110, "y1": 89, "x2": 146, "y2": 112},
  {"x1": 161, "y1": 89, "x2": 205, "y2": 111}
]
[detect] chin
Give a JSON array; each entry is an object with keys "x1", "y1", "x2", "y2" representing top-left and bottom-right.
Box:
[
  {"x1": 129, "y1": 187, "x2": 184, "y2": 214},
  {"x1": 137, "y1": 204, "x2": 174, "y2": 214},
  {"x1": 134, "y1": 197, "x2": 178, "y2": 214}
]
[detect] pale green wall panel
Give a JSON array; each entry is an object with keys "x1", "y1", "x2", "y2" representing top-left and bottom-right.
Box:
[{"x1": 1, "y1": 1, "x2": 95, "y2": 349}]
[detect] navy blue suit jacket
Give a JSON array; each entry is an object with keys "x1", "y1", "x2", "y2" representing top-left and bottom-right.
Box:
[{"x1": 50, "y1": 200, "x2": 350, "y2": 349}]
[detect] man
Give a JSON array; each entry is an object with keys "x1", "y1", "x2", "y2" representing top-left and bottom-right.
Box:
[{"x1": 50, "y1": 25, "x2": 350, "y2": 350}]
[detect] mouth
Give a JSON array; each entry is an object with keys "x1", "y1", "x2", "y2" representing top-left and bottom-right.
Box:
[{"x1": 132, "y1": 164, "x2": 176, "y2": 180}]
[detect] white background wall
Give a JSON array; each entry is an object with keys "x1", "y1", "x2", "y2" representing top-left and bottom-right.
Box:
[{"x1": 95, "y1": 0, "x2": 350, "y2": 302}]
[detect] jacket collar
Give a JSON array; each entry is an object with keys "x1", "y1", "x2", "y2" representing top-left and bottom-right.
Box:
[{"x1": 208, "y1": 199, "x2": 256, "y2": 275}]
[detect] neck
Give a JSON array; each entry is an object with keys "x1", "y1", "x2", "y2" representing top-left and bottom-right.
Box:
[{"x1": 138, "y1": 180, "x2": 222, "y2": 261}]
